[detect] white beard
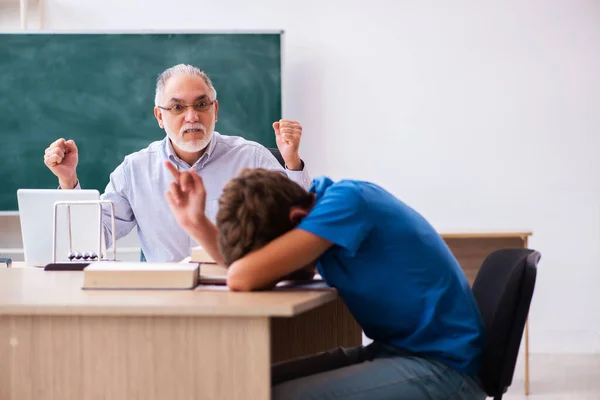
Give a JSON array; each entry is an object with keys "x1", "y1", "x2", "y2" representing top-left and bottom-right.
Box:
[{"x1": 165, "y1": 121, "x2": 215, "y2": 153}]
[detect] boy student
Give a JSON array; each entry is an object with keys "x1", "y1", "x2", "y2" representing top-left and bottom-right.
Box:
[{"x1": 164, "y1": 163, "x2": 487, "y2": 399}]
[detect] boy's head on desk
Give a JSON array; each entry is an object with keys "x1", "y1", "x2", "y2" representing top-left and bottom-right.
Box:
[{"x1": 216, "y1": 168, "x2": 315, "y2": 266}]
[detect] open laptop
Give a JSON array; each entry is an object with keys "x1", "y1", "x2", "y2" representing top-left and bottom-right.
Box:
[{"x1": 17, "y1": 189, "x2": 103, "y2": 267}]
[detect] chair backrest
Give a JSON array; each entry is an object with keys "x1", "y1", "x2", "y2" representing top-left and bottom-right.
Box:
[
  {"x1": 471, "y1": 248, "x2": 540, "y2": 397},
  {"x1": 268, "y1": 148, "x2": 286, "y2": 168}
]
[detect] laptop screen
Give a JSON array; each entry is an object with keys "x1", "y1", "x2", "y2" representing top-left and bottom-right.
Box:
[{"x1": 17, "y1": 189, "x2": 102, "y2": 267}]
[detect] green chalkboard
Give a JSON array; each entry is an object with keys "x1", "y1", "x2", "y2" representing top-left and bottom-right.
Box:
[{"x1": 0, "y1": 33, "x2": 282, "y2": 210}]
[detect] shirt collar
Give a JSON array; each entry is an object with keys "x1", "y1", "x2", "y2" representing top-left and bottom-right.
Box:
[{"x1": 203, "y1": 131, "x2": 219, "y2": 162}]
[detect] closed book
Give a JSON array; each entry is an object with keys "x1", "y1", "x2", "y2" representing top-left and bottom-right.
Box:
[
  {"x1": 191, "y1": 246, "x2": 216, "y2": 264},
  {"x1": 82, "y1": 262, "x2": 199, "y2": 289}
]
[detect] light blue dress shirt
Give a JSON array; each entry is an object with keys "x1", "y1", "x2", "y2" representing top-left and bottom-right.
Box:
[{"x1": 72, "y1": 132, "x2": 311, "y2": 261}]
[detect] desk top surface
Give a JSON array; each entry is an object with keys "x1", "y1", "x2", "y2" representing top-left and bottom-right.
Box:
[
  {"x1": 440, "y1": 231, "x2": 532, "y2": 239},
  {"x1": 0, "y1": 266, "x2": 337, "y2": 318}
]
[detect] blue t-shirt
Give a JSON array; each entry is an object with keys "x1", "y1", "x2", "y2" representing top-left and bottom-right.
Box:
[{"x1": 297, "y1": 176, "x2": 485, "y2": 375}]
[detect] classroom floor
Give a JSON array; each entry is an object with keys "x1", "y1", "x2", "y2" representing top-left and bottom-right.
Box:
[{"x1": 504, "y1": 353, "x2": 600, "y2": 400}]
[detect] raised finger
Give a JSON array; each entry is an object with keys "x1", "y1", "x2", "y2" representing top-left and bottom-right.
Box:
[
  {"x1": 189, "y1": 170, "x2": 206, "y2": 193},
  {"x1": 180, "y1": 171, "x2": 194, "y2": 192},
  {"x1": 168, "y1": 181, "x2": 184, "y2": 205},
  {"x1": 165, "y1": 190, "x2": 177, "y2": 208},
  {"x1": 165, "y1": 161, "x2": 181, "y2": 180}
]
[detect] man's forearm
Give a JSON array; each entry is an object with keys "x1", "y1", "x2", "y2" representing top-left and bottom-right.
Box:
[
  {"x1": 185, "y1": 216, "x2": 226, "y2": 267},
  {"x1": 283, "y1": 156, "x2": 302, "y2": 171},
  {"x1": 59, "y1": 175, "x2": 79, "y2": 190}
]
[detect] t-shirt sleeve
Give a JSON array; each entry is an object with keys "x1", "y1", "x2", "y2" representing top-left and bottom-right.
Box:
[{"x1": 297, "y1": 183, "x2": 372, "y2": 256}]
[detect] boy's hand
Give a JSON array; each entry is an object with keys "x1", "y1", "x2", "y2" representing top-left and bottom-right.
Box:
[{"x1": 165, "y1": 161, "x2": 207, "y2": 230}]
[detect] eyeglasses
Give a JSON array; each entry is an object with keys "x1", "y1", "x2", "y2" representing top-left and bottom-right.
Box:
[{"x1": 157, "y1": 99, "x2": 216, "y2": 115}]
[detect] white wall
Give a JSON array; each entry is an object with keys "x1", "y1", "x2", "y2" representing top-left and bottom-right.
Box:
[{"x1": 1, "y1": 0, "x2": 599, "y2": 353}]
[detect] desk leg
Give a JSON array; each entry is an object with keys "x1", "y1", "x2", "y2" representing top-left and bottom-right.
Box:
[
  {"x1": 523, "y1": 235, "x2": 530, "y2": 396},
  {"x1": 525, "y1": 317, "x2": 530, "y2": 395}
]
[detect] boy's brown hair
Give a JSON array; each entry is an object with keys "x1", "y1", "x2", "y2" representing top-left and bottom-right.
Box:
[{"x1": 216, "y1": 168, "x2": 315, "y2": 266}]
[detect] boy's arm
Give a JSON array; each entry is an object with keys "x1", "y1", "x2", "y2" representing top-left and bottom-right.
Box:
[
  {"x1": 182, "y1": 215, "x2": 226, "y2": 267},
  {"x1": 164, "y1": 161, "x2": 227, "y2": 266},
  {"x1": 227, "y1": 229, "x2": 333, "y2": 291}
]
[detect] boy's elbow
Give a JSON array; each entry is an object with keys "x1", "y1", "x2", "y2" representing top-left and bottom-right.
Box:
[
  {"x1": 226, "y1": 263, "x2": 259, "y2": 292},
  {"x1": 227, "y1": 276, "x2": 272, "y2": 292},
  {"x1": 226, "y1": 262, "x2": 276, "y2": 292},
  {"x1": 226, "y1": 275, "x2": 254, "y2": 292}
]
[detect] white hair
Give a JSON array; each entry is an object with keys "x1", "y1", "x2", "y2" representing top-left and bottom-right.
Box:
[{"x1": 154, "y1": 64, "x2": 217, "y2": 106}]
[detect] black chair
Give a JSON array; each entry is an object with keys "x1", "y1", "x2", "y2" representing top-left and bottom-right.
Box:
[
  {"x1": 268, "y1": 147, "x2": 286, "y2": 168},
  {"x1": 472, "y1": 248, "x2": 540, "y2": 400}
]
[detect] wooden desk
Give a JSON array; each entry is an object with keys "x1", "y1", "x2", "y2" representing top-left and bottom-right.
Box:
[
  {"x1": 0, "y1": 267, "x2": 362, "y2": 400},
  {"x1": 441, "y1": 231, "x2": 533, "y2": 395}
]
